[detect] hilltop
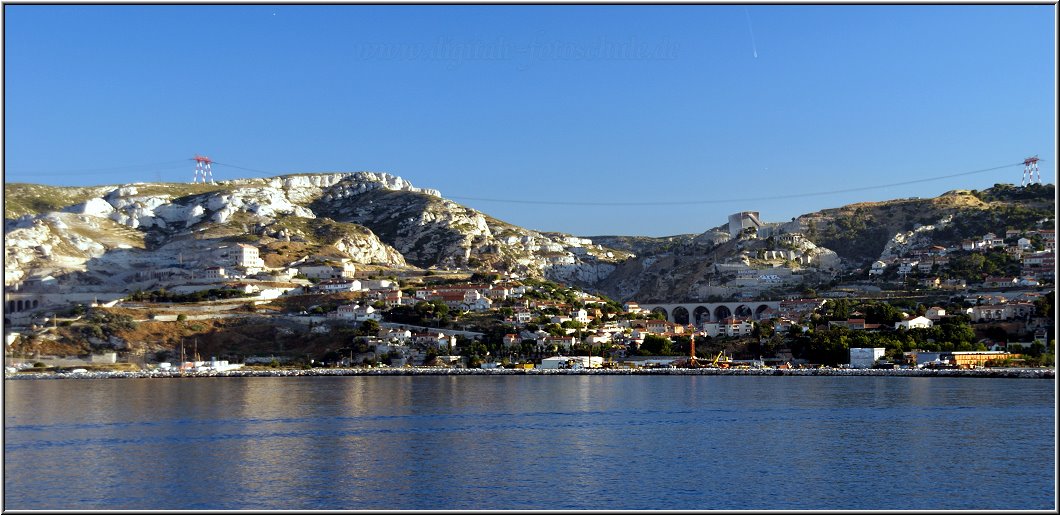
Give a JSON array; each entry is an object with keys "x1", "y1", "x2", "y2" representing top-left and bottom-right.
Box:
[
  {"x1": 4, "y1": 173, "x2": 630, "y2": 292},
  {"x1": 583, "y1": 183, "x2": 1054, "y2": 301},
  {"x1": 4, "y1": 173, "x2": 1054, "y2": 303}
]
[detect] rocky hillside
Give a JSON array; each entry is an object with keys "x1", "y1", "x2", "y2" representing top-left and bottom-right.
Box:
[
  {"x1": 4, "y1": 172, "x2": 631, "y2": 289},
  {"x1": 5, "y1": 174, "x2": 1053, "y2": 303},
  {"x1": 581, "y1": 183, "x2": 1055, "y2": 301},
  {"x1": 793, "y1": 184, "x2": 1055, "y2": 263}
]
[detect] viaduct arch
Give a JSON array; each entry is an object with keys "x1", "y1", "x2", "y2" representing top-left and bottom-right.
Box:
[{"x1": 638, "y1": 301, "x2": 781, "y2": 324}]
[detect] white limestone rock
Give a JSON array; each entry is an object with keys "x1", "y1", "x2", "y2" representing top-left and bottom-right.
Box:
[{"x1": 64, "y1": 198, "x2": 115, "y2": 218}]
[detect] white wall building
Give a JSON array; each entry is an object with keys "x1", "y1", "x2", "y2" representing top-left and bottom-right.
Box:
[
  {"x1": 538, "y1": 355, "x2": 604, "y2": 369},
  {"x1": 849, "y1": 347, "x2": 886, "y2": 369},
  {"x1": 895, "y1": 316, "x2": 934, "y2": 330},
  {"x1": 318, "y1": 279, "x2": 362, "y2": 293}
]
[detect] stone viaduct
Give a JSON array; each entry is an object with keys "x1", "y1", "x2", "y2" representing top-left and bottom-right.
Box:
[{"x1": 636, "y1": 301, "x2": 781, "y2": 325}]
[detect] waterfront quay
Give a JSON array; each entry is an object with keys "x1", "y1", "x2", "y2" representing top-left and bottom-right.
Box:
[{"x1": 5, "y1": 366, "x2": 1054, "y2": 380}]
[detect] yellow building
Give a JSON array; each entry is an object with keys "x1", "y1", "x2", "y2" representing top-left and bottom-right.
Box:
[{"x1": 947, "y1": 351, "x2": 1019, "y2": 368}]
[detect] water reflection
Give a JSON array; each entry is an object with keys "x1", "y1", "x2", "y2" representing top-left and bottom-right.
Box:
[{"x1": 4, "y1": 376, "x2": 1054, "y2": 510}]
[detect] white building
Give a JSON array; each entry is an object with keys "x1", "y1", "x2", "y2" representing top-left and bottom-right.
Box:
[
  {"x1": 318, "y1": 279, "x2": 362, "y2": 293},
  {"x1": 895, "y1": 316, "x2": 933, "y2": 330},
  {"x1": 623, "y1": 302, "x2": 645, "y2": 314},
  {"x1": 202, "y1": 266, "x2": 227, "y2": 280},
  {"x1": 571, "y1": 309, "x2": 590, "y2": 324},
  {"x1": 701, "y1": 318, "x2": 754, "y2": 338},
  {"x1": 379, "y1": 328, "x2": 412, "y2": 342},
  {"x1": 299, "y1": 260, "x2": 356, "y2": 280},
  {"x1": 849, "y1": 347, "x2": 886, "y2": 369},
  {"x1": 214, "y1": 244, "x2": 265, "y2": 274},
  {"x1": 728, "y1": 211, "x2": 764, "y2": 239},
  {"x1": 233, "y1": 243, "x2": 265, "y2": 271},
  {"x1": 538, "y1": 355, "x2": 604, "y2": 369},
  {"x1": 925, "y1": 307, "x2": 946, "y2": 320},
  {"x1": 466, "y1": 296, "x2": 493, "y2": 312},
  {"x1": 361, "y1": 279, "x2": 395, "y2": 290}
]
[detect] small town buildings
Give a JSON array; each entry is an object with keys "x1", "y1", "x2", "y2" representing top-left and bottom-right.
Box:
[
  {"x1": 968, "y1": 303, "x2": 1035, "y2": 322},
  {"x1": 1037, "y1": 229, "x2": 1055, "y2": 250},
  {"x1": 897, "y1": 260, "x2": 919, "y2": 275},
  {"x1": 777, "y1": 299, "x2": 825, "y2": 319},
  {"x1": 1022, "y1": 251, "x2": 1055, "y2": 280},
  {"x1": 413, "y1": 332, "x2": 450, "y2": 348},
  {"x1": 541, "y1": 336, "x2": 577, "y2": 351},
  {"x1": 514, "y1": 310, "x2": 533, "y2": 324},
  {"x1": 1017, "y1": 277, "x2": 1041, "y2": 287},
  {"x1": 379, "y1": 328, "x2": 412, "y2": 342},
  {"x1": 940, "y1": 278, "x2": 967, "y2": 290},
  {"x1": 486, "y1": 285, "x2": 510, "y2": 300}
]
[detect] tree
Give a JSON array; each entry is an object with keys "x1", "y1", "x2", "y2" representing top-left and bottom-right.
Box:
[
  {"x1": 422, "y1": 347, "x2": 438, "y2": 365},
  {"x1": 1035, "y1": 291, "x2": 1054, "y2": 320},
  {"x1": 640, "y1": 334, "x2": 673, "y2": 355},
  {"x1": 430, "y1": 300, "x2": 450, "y2": 318},
  {"x1": 360, "y1": 319, "x2": 380, "y2": 335}
]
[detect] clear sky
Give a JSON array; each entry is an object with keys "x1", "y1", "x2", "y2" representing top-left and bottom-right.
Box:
[{"x1": 3, "y1": 4, "x2": 1056, "y2": 237}]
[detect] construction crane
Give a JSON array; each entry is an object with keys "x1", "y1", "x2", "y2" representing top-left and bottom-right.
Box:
[
  {"x1": 682, "y1": 334, "x2": 708, "y2": 368},
  {"x1": 711, "y1": 351, "x2": 731, "y2": 369}
]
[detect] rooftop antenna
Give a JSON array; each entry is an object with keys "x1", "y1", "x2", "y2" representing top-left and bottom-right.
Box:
[
  {"x1": 1022, "y1": 156, "x2": 1040, "y2": 187},
  {"x1": 192, "y1": 155, "x2": 215, "y2": 185}
]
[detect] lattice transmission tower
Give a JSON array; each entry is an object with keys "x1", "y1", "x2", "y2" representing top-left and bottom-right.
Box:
[
  {"x1": 1022, "y1": 156, "x2": 1040, "y2": 187},
  {"x1": 192, "y1": 155, "x2": 215, "y2": 184}
]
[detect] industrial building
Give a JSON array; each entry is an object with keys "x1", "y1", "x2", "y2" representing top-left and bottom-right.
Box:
[
  {"x1": 539, "y1": 356, "x2": 605, "y2": 369},
  {"x1": 849, "y1": 347, "x2": 886, "y2": 369}
]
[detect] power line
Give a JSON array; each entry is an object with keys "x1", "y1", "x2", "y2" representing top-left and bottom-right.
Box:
[
  {"x1": 446, "y1": 161, "x2": 1034, "y2": 206},
  {"x1": 4, "y1": 160, "x2": 189, "y2": 177},
  {"x1": 209, "y1": 160, "x2": 278, "y2": 177}
]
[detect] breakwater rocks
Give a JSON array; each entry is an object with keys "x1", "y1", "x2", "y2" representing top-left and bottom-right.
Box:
[{"x1": 5, "y1": 367, "x2": 1054, "y2": 380}]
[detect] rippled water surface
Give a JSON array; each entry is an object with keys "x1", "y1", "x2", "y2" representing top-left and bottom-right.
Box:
[{"x1": 3, "y1": 376, "x2": 1055, "y2": 510}]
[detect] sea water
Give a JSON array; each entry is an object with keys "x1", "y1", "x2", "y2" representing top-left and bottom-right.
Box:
[{"x1": 3, "y1": 375, "x2": 1055, "y2": 510}]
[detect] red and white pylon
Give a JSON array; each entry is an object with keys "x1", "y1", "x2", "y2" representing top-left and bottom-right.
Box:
[
  {"x1": 192, "y1": 155, "x2": 215, "y2": 184},
  {"x1": 1022, "y1": 156, "x2": 1040, "y2": 187}
]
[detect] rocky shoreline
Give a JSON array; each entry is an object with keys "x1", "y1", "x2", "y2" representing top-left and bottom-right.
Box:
[{"x1": 5, "y1": 367, "x2": 1054, "y2": 380}]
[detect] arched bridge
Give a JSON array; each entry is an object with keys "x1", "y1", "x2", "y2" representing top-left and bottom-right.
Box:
[{"x1": 637, "y1": 301, "x2": 781, "y2": 325}]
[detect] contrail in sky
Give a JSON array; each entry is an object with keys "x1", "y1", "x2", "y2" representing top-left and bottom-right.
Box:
[{"x1": 744, "y1": 7, "x2": 758, "y2": 58}]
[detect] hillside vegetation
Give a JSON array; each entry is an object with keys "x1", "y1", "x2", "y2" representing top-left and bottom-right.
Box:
[{"x1": 800, "y1": 184, "x2": 1054, "y2": 264}]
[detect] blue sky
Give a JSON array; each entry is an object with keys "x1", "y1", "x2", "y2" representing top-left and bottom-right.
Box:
[{"x1": 3, "y1": 4, "x2": 1055, "y2": 237}]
